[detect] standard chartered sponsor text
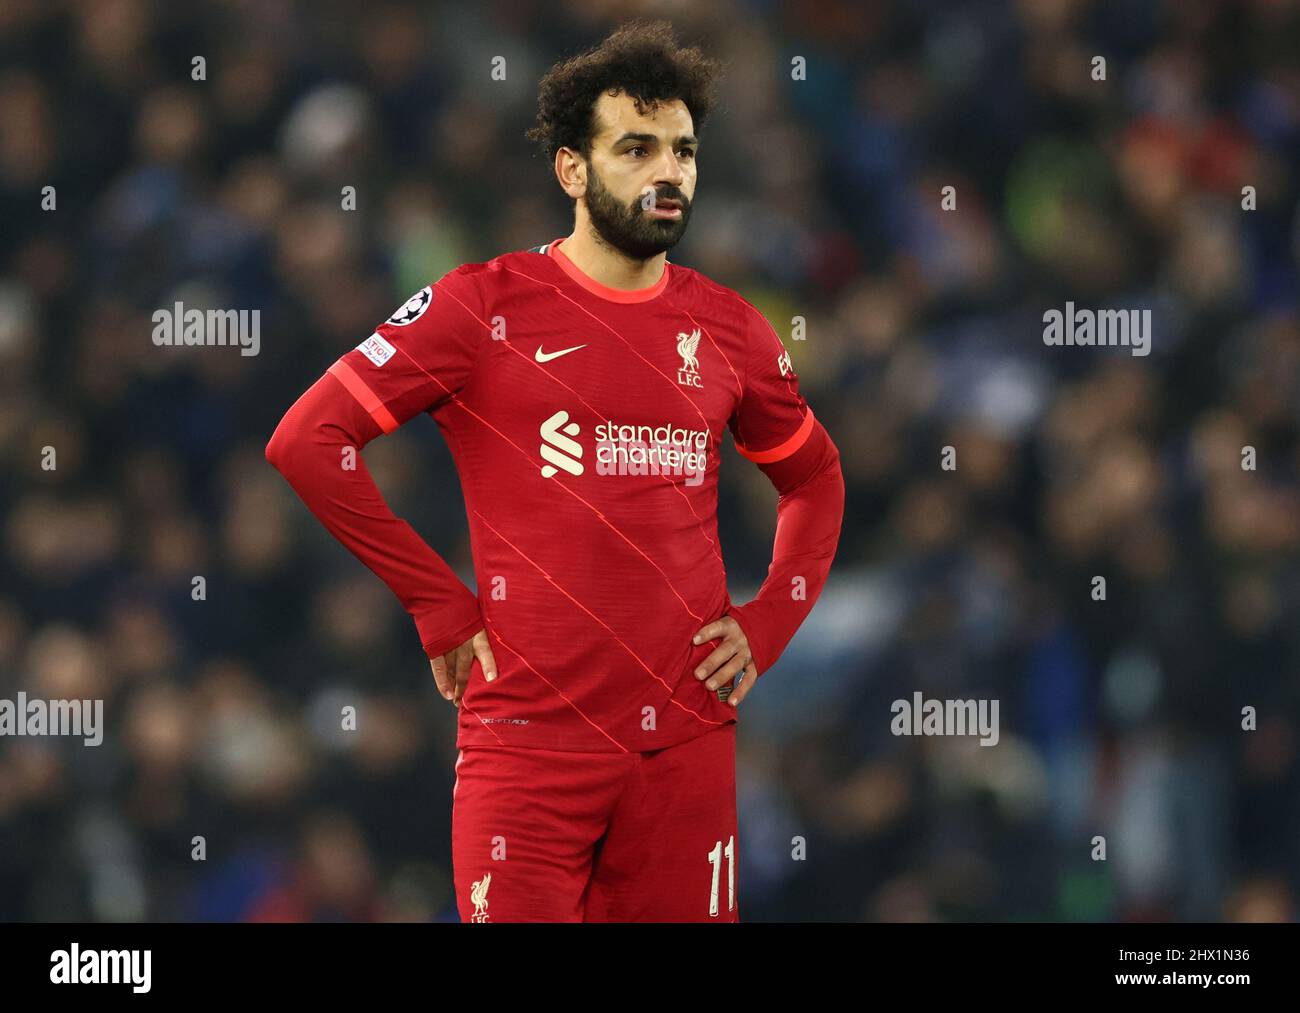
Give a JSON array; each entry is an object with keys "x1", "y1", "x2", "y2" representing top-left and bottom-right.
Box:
[{"x1": 595, "y1": 419, "x2": 710, "y2": 485}]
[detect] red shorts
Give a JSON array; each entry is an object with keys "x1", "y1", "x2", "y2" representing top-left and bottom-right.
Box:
[{"x1": 451, "y1": 722, "x2": 739, "y2": 922}]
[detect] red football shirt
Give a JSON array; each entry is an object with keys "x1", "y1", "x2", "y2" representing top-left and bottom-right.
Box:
[{"x1": 324, "y1": 237, "x2": 818, "y2": 753}]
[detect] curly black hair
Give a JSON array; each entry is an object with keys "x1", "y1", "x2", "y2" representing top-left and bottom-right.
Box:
[{"x1": 525, "y1": 19, "x2": 723, "y2": 165}]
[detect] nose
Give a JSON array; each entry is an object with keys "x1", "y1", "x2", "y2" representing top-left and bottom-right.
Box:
[{"x1": 656, "y1": 150, "x2": 686, "y2": 188}]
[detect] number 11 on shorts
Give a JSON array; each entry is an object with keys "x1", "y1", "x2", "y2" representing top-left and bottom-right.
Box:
[{"x1": 706, "y1": 835, "x2": 735, "y2": 917}]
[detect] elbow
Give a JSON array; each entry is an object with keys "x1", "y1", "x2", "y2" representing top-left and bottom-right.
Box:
[
  {"x1": 264, "y1": 424, "x2": 286, "y2": 472},
  {"x1": 819, "y1": 430, "x2": 846, "y2": 517},
  {"x1": 266, "y1": 371, "x2": 373, "y2": 481},
  {"x1": 826, "y1": 433, "x2": 845, "y2": 496},
  {"x1": 265, "y1": 411, "x2": 301, "y2": 479}
]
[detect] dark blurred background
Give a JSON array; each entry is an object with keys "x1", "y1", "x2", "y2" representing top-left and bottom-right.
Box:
[{"x1": 1, "y1": 0, "x2": 1298, "y2": 922}]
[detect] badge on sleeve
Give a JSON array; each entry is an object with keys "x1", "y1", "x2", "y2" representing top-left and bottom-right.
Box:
[{"x1": 387, "y1": 285, "x2": 432, "y2": 326}]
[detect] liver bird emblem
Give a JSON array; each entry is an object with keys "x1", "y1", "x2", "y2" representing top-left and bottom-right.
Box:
[{"x1": 676, "y1": 328, "x2": 701, "y2": 373}]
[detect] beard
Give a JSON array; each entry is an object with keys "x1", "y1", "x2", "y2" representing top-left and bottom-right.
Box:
[{"x1": 582, "y1": 161, "x2": 692, "y2": 261}]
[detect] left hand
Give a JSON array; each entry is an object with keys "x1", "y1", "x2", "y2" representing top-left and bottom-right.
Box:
[{"x1": 692, "y1": 615, "x2": 760, "y2": 708}]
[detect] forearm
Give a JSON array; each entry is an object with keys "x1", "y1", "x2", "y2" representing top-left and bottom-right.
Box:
[
  {"x1": 265, "y1": 372, "x2": 482, "y2": 658},
  {"x1": 728, "y1": 419, "x2": 844, "y2": 674}
]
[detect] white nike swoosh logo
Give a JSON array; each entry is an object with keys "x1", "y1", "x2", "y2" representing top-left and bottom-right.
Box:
[{"x1": 535, "y1": 344, "x2": 587, "y2": 363}]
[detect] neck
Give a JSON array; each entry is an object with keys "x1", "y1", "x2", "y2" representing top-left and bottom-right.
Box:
[{"x1": 559, "y1": 220, "x2": 667, "y2": 291}]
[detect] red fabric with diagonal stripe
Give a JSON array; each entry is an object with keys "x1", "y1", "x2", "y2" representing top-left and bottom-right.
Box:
[{"x1": 266, "y1": 238, "x2": 843, "y2": 753}]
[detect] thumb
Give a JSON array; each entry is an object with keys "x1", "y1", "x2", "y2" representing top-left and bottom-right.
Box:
[{"x1": 473, "y1": 630, "x2": 498, "y2": 682}]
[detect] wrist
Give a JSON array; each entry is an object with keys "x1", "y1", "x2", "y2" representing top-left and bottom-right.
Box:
[
  {"x1": 726, "y1": 603, "x2": 771, "y2": 677},
  {"x1": 416, "y1": 604, "x2": 483, "y2": 659}
]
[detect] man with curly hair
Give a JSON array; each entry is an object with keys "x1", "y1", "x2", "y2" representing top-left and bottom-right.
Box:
[{"x1": 266, "y1": 19, "x2": 844, "y2": 922}]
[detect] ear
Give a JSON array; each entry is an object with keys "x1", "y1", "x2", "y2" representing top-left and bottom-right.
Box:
[{"x1": 555, "y1": 147, "x2": 586, "y2": 201}]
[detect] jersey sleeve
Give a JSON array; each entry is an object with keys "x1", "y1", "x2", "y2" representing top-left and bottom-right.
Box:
[
  {"x1": 326, "y1": 265, "x2": 487, "y2": 432},
  {"x1": 264, "y1": 370, "x2": 484, "y2": 661},
  {"x1": 727, "y1": 303, "x2": 816, "y2": 463}
]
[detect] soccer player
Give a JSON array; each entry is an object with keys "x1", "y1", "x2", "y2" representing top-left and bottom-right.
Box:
[{"x1": 265, "y1": 19, "x2": 844, "y2": 922}]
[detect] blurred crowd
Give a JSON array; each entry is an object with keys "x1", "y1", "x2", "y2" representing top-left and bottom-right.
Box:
[{"x1": 1, "y1": 0, "x2": 1299, "y2": 921}]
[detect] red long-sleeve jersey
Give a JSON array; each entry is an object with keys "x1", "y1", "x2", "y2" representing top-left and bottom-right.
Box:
[{"x1": 266, "y1": 237, "x2": 844, "y2": 753}]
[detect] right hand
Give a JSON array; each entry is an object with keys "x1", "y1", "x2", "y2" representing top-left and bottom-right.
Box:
[{"x1": 430, "y1": 628, "x2": 497, "y2": 709}]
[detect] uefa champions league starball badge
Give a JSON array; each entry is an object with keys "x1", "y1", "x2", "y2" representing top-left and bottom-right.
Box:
[{"x1": 387, "y1": 286, "x2": 432, "y2": 326}]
